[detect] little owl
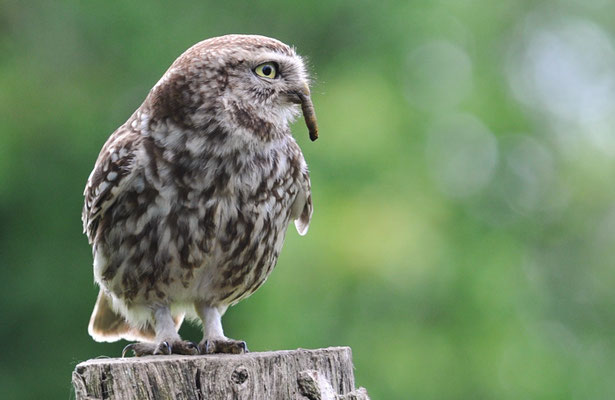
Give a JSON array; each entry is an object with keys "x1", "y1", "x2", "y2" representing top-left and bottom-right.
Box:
[{"x1": 82, "y1": 34, "x2": 317, "y2": 356}]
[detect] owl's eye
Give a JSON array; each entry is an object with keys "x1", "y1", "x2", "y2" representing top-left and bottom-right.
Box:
[{"x1": 254, "y1": 62, "x2": 278, "y2": 79}]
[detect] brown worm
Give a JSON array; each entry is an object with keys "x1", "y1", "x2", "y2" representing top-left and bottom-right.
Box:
[{"x1": 297, "y1": 91, "x2": 319, "y2": 141}]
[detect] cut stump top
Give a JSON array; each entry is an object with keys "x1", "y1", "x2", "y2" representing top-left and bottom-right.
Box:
[{"x1": 72, "y1": 346, "x2": 369, "y2": 400}]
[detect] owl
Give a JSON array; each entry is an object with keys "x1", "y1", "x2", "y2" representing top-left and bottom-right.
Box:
[{"x1": 82, "y1": 34, "x2": 318, "y2": 356}]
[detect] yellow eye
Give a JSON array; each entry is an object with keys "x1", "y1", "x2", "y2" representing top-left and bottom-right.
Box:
[{"x1": 254, "y1": 62, "x2": 278, "y2": 79}]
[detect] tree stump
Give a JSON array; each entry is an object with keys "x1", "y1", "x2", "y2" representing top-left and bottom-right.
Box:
[{"x1": 72, "y1": 346, "x2": 370, "y2": 400}]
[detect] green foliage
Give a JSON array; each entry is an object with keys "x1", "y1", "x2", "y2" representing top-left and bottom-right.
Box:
[{"x1": 2, "y1": 0, "x2": 615, "y2": 398}]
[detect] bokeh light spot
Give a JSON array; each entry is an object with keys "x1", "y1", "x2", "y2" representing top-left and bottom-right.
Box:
[
  {"x1": 506, "y1": 13, "x2": 615, "y2": 155},
  {"x1": 405, "y1": 40, "x2": 473, "y2": 111},
  {"x1": 425, "y1": 114, "x2": 498, "y2": 198}
]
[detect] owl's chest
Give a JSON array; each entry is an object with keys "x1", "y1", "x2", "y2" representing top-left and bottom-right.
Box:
[
  {"x1": 155, "y1": 149, "x2": 299, "y2": 302},
  {"x1": 151, "y1": 145, "x2": 299, "y2": 252},
  {"x1": 164, "y1": 146, "x2": 299, "y2": 212}
]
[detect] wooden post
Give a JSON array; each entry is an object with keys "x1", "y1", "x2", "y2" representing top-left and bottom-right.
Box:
[{"x1": 72, "y1": 346, "x2": 370, "y2": 400}]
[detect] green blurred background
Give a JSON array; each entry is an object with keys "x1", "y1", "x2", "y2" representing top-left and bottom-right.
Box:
[{"x1": 2, "y1": 0, "x2": 615, "y2": 398}]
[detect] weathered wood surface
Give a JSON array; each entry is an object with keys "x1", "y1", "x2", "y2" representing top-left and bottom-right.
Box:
[{"x1": 72, "y1": 346, "x2": 370, "y2": 400}]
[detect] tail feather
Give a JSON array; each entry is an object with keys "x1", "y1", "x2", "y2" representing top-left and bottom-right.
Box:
[{"x1": 88, "y1": 290, "x2": 183, "y2": 343}]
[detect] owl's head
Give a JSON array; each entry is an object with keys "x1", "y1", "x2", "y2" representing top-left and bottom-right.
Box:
[{"x1": 146, "y1": 34, "x2": 318, "y2": 143}]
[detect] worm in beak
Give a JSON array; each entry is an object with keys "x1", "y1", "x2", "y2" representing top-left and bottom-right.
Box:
[{"x1": 293, "y1": 83, "x2": 319, "y2": 141}]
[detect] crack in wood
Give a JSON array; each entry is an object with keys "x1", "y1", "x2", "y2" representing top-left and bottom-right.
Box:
[
  {"x1": 194, "y1": 368, "x2": 203, "y2": 400},
  {"x1": 100, "y1": 367, "x2": 109, "y2": 400}
]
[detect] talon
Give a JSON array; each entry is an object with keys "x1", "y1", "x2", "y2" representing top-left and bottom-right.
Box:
[
  {"x1": 172, "y1": 340, "x2": 200, "y2": 355},
  {"x1": 231, "y1": 340, "x2": 248, "y2": 354},
  {"x1": 187, "y1": 341, "x2": 200, "y2": 354},
  {"x1": 204, "y1": 340, "x2": 214, "y2": 354},
  {"x1": 122, "y1": 343, "x2": 135, "y2": 358},
  {"x1": 154, "y1": 341, "x2": 171, "y2": 355}
]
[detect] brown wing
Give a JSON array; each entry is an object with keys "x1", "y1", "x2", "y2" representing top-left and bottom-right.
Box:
[{"x1": 82, "y1": 125, "x2": 141, "y2": 243}]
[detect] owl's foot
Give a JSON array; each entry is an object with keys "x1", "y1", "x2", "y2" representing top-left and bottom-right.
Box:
[
  {"x1": 199, "y1": 338, "x2": 248, "y2": 354},
  {"x1": 122, "y1": 340, "x2": 199, "y2": 357}
]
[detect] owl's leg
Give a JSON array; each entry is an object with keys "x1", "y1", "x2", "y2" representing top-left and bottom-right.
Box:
[
  {"x1": 195, "y1": 302, "x2": 248, "y2": 354},
  {"x1": 122, "y1": 307, "x2": 198, "y2": 357}
]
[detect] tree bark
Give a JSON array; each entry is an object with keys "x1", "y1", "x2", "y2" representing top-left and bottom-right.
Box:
[{"x1": 72, "y1": 346, "x2": 369, "y2": 400}]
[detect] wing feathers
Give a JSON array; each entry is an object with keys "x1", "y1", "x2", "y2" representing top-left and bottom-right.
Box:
[
  {"x1": 82, "y1": 126, "x2": 141, "y2": 242},
  {"x1": 291, "y1": 168, "x2": 313, "y2": 235}
]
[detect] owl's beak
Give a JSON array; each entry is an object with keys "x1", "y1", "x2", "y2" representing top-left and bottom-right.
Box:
[{"x1": 290, "y1": 83, "x2": 318, "y2": 141}]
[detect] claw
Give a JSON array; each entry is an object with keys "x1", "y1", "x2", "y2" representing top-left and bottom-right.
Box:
[
  {"x1": 122, "y1": 343, "x2": 135, "y2": 358},
  {"x1": 239, "y1": 341, "x2": 248, "y2": 353},
  {"x1": 154, "y1": 341, "x2": 171, "y2": 355},
  {"x1": 202, "y1": 339, "x2": 212, "y2": 354},
  {"x1": 187, "y1": 341, "x2": 199, "y2": 353}
]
